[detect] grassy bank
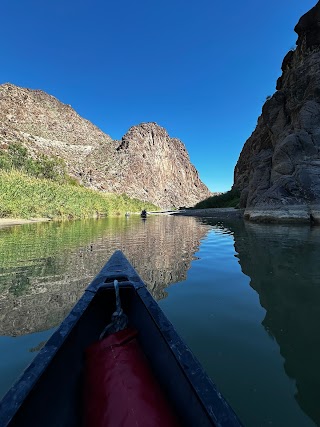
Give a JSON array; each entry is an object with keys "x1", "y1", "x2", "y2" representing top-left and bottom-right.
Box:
[
  {"x1": 194, "y1": 188, "x2": 240, "y2": 209},
  {"x1": 0, "y1": 142, "x2": 76, "y2": 184},
  {"x1": 0, "y1": 170, "x2": 158, "y2": 219}
]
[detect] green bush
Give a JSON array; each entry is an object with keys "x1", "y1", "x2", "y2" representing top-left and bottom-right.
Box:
[
  {"x1": 0, "y1": 170, "x2": 158, "y2": 219},
  {"x1": 0, "y1": 142, "x2": 75, "y2": 184},
  {"x1": 194, "y1": 188, "x2": 240, "y2": 209}
]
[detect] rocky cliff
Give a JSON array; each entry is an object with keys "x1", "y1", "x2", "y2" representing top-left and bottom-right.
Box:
[
  {"x1": 113, "y1": 123, "x2": 210, "y2": 207},
  {"x1": 233, "y1": 1, "x2": 320, "y2": 223},
  {"x1": 0, "y1": 84, "x2": 210, "y2": 208}
]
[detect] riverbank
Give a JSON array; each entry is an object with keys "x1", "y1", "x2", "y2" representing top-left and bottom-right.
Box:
[
  {"x1": 0, "y1": 218, "x2": 52, "y2": 228},
  {"x1": 175, "y1": 207, "x2": 244, "y2": 219},
  {"x1": 0, "y1": 208, "x2": 243, "y2": 228},
  {"x1": 0, "y1": 170, "x2": 158, "y2": 221}
]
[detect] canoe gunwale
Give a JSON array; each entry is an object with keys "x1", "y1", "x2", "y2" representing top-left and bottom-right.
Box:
[
  {"x1": 0, "y1": 291, "x2": 94, "y2": 427},
  {"x1": 0, "y1": 250, "x2": 243, "y2": 427}
]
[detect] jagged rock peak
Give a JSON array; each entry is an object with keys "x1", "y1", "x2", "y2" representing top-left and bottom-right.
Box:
[
  {"x1": 233, "y1": 3, "x2": 320, "y2": 223},
  {"x1": 295, "y1": 1, "x2": 320, "y2": 51},
  {"x1": 117, "y1": 122, "x2": 169, "y2": 150},
  {"x1": 0, "y1": 83, "x2": 210, "y2": 208},
  {"x1": 113, "y1": 122, "x2": 211, "y2": 208},
  {"x1": 118, "y1": 122, "x2": 187, "y2": 153},
  {"x1": 277, "y1": 1, "x2": 320, "y2": 91}
]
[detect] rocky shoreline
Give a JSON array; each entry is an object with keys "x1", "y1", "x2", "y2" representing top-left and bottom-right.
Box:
[
  {"x1": 244, "y1": 205, "x2": 320, "y2": 224},
  {"x1": 175, "y1": 207, "x2": 244, "y2": 219},
  {"x1": 3, "y1": 205, "x2": 320, "y2": 226},
  {"x1": 176, "y1": 206, "x2": 320, "y2": 224}
]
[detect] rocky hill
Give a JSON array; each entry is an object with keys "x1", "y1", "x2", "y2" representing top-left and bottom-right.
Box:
[
  {"x1": 0, "y1": 84, "x2": 210, "y2": 208},
  {"x1": 233, "y1": 1, "x2": 320, "y2": 223}
]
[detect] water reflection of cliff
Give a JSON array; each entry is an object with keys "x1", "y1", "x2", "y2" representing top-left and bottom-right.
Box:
[
  {"x1": 229, "y1": 221, "x2": 320, "y2": 427},
  {"x1": 0, "y1": 216, "x2": 208, "y2": 336}
]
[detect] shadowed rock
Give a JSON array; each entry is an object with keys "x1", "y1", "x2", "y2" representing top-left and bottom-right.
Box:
[
  {"x1": 234, "y1": 1, "x2": 320, "y2": 223},
  {"x1": 295, "y1": 1, "x2": 320, "y2": 50}
]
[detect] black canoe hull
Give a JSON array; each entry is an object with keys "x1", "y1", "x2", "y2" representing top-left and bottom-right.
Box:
[{"x1": 0, "y1": 251, "x2": 242, "y2": 427}]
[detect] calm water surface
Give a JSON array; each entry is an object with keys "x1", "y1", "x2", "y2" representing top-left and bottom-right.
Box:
[{"x1": 0, "y1": 215, "x2": 319, "y2": 426}]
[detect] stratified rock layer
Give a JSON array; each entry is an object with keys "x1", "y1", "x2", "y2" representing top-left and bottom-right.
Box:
[
  {"x1": 233, "y1": 1, "x2": 320, "y2": 223},
  {"x1": 0, "y1": 84, "x2": 210, "y2": 208}
]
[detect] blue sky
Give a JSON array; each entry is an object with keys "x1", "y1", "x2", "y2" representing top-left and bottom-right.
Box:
[{"x1": 0, "y1": 0, "x2": 316, "y2": 192}]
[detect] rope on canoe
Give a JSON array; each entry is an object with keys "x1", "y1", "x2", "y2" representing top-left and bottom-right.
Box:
[{"x1": 99, "y1": 279, "x2": 128, "y2": 339}]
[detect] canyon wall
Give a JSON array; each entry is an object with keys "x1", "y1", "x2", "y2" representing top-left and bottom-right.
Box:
[{"x1": 234, "y1": 1, "x2": 320, "y2": 223}]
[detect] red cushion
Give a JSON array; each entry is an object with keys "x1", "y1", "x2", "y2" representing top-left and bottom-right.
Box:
[{"x1": 84, "y1": 328, "x2": 180, "y2": 426}]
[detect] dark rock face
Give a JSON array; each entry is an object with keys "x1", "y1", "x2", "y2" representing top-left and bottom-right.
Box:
[
  {"x1": 295, "y1": 2, "x2": 320, "y2": 50},
  {"x1": 234, "y1": 1, "x2": 320, "y2": 223},
  {"x1": 0, "y1": 84, "x2": 210, "y2": 208}
]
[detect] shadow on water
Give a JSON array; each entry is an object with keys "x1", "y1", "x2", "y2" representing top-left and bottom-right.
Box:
[{"x1": 200, "y1": 218, "x2": 320, "y2": 426}]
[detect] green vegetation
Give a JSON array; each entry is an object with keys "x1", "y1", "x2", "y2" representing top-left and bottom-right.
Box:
[
  {"x1": 0, "y1": 142, "x2": 77, "y2": 185},
  {"x1": 194, "y1": 188, "x2": 240, "y2": 209},
  {"x1": 0, "y1": 142, "x2": 158, "y2": 219},
  {"x1": 0, "y1": 170, "x2": 158, "y2": 219}
]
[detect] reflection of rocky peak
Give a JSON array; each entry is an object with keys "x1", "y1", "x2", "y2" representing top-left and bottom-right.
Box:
[
  {"x1": 0, "y1": 216, "x2": 208, "y2": 336},
  {"x1": 0, "y1": 84, "x2": 210, "y2": 208},
  {"x1": 233, "y1": 2, "x2": 320, "y2": 223}
]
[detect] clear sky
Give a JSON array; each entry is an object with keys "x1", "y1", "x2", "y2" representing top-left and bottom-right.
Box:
[{"x1": 0, "y1": 0, "x2": 317, "y2": 192}]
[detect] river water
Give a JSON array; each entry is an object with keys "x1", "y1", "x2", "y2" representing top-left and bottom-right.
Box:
[{"x1": 0, "y1": 215, "x2": 319, "y2": 426}]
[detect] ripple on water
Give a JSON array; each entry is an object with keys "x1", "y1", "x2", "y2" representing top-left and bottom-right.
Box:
[{"x1": 0, "y1": 217, "x2": 319, "y2": 427}]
